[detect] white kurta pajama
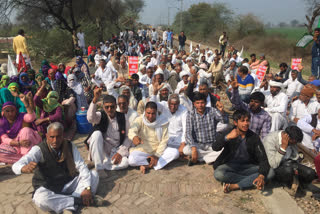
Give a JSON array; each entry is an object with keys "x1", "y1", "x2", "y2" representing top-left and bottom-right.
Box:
[
  {"x1": 87, "y1": 103, "x2": 131, "y2": 170},
  {"x1": 298, "y1": 115, "x2": 320, "y2": 150},
  {"x1": 289, "y1": 99, "x2": 319, "y2": 123},
  {"x1": 12, "y1": 144, "x2": 99, "y2": 213},
  {"x1": 92, "y1": 66, "x2": 116, "y2": 87},
  {"x1": 77, "y1": 32, "x2": 86, "y2": 53},
  {"x1": 264, "y1": 92, "x2": 289, "y2": 132},
  {"x1": 150, "y1": 95, "x2": 188, "y2": 148}
]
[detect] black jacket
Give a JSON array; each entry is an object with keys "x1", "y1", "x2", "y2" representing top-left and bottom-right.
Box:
[
  {"x1": 178, "y1": 35, "x2": 186, "y2": 46},
  {"x1": 212, "y1": 129, "x2": 270, "y2": 177},
  {"x1": 32, "y1": 141, "x2": 78, "y2": 193},
  {"x1": 185, "y1": 81, "x2": 217, "y2": 108}
]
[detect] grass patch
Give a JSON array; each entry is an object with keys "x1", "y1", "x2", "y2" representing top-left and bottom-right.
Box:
[{"x1": 266, "y1": 27, "x2": 308, "y2": 42}]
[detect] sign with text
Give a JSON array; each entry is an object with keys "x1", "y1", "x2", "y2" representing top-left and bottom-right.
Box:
[
  {"x1": 291, "y1": 58, "x2": 302, "y2": 70},
  {"x1": 128, "y1": 56, "x2": 139, "y2": 76},
  {"x1": 256, "y1": 65, "x2": 268, "y2": 82}
]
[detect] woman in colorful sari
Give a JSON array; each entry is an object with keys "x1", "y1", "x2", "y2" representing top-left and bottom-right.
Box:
[
  {"x1": 54, "y1": 72, "x2": 68, "y2": 102},
  {"x1": 33, "y1": 81, "x2": 63, "y2": 136},
  {"x1": 0, "y1": 75, "x2": 9, "y2": 89},
  {"x1": 0, "y1": 93, "x2": 41, "y2": 164},
  {"x1": 76, "y1": 56, "x2": 90, "y2": 77},
  {"x1": 0, "y1": 83, "x2": 26, "y2": 114},
  {"x1": 39, "y1": 59, "x2": 51, "y2": 78},
  {"x1": 9, "y1": 76, "x2": 18, "y2": 84},
  {"x1": 45, "y1": 68, "x2": 56, "y2": 91},
  {"x1": 19, "y1": 72, "x2": 35, "y2": 94}
]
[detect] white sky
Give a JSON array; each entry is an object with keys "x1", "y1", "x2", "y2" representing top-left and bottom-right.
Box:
[{"x1": 140, "y1": 0, "x2": 309, "y2": 26}]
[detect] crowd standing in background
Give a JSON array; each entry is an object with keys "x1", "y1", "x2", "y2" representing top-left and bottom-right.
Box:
[{"x1": 0, "y1": 26, "x2": 320, "y2": 212}]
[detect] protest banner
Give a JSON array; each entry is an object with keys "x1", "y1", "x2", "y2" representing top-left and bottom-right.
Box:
[
  {"x1": 255, "y1": 65, "x2": 268, "y2": 82},
  {"x1": 128, "y1": 56, "x2": 139, "y2": 76},
  {"x1": 291, "y1": 58, "x2": 302, "y2": 70}
]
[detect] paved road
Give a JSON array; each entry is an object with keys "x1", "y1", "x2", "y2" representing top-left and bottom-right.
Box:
[{"x1": 0, "y1": 134, "x2": 272, "y2": 214}]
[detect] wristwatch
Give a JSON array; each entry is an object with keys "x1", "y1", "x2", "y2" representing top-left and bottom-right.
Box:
[{"x1": 85, "y1": 186, "x2": 91, "y2": 191}]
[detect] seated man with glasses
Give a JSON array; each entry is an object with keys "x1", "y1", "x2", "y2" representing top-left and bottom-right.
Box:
[{"x1": 85, "y1": 88, "x2": 132, "y2": 177}]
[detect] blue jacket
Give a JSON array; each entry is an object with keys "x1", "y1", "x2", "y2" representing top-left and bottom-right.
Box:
[{"x1": 312, "y1": 36, "x2": 320, "y2": 57}]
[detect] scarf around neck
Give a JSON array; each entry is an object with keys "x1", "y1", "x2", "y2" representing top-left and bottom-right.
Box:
[{"x1": 142, "y1": 113, "x2": 169, "y2": 142}]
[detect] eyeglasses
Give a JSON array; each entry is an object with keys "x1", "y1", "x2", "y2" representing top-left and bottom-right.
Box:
[{"x1": 104, "y1": 105, "x2": 115, "y2": 109}]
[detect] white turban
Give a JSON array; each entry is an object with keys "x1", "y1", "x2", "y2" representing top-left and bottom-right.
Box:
[
  {"x1": 179, "y1": 70, "x2": 191, "y2": 79},
  {"x1": 147, "y1": 62, "x2": 155, "y2": 69},
  {"x1": 269, "y1": 80, "x2": 283, "y2": 88},
  {"x1": 139, "y1": 64, "x2": 146, "y2": 71},
  {"x1": 154, "y1": 68, "x2": 164, "y2": 76},
  {"x1": 186, "y1": 57, "x2": 193, "y2": 62},
  {"x1": 159, "y1": 83, "x2": 172, "y2": 93}
]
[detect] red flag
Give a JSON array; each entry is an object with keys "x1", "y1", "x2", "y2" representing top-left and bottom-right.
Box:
[{"x1": 17, "y1": 52, "x2": 27, "y2": 73}]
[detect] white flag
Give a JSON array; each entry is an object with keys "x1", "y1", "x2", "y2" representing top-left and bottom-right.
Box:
[{"x1": 7, "y1": 55, "x2": 17, "y2": 77}]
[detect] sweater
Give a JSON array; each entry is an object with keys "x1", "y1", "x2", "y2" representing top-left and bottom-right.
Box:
[{"x1": 237, "y1": 74, "x2": 254, "y2": 96}]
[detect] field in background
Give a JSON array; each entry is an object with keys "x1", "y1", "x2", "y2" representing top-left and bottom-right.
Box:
[{"x1": 266, "y1": 27, "x2": 308, "y2": 42}]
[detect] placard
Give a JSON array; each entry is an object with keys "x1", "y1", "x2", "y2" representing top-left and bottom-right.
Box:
[
  {"x1": 255, "y1": 65, "x2": 268, "y2": 82},
  {"x1": 291, "y1": 58, "x2": 302, "y2": 70},
  {"x1": 128, "y1": 56, "x2": 139, "y2": 76}
]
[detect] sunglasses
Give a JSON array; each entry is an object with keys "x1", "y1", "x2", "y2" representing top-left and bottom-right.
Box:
[{"x1": 104, "y1": 105, "x2": 115, "y2": 109}]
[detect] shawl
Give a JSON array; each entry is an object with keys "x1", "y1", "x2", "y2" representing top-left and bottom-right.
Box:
[
  {"x1": 41, "y1": 91, "x2": 62, "y2": 113},
  {"x1": 9, "y1": 76, "x2": 18, "y2": 84},
  {"x1": 142, "y1": 113, "x2": 169, "y2": 142},
  {"x1": 0, "y1": 101, "x2": 25, "y2": 139},
  {"x1": 0, "y1": 88, "x2": 26, "y2": 114},
  {"x1": 67, "y1": 74, "x2": 88, "y2": 110},
  {"x1": 76, "y1": 56, "x2": 89, "y2": 74},
  {"x1": 8, "y1": 82, "x2": 19, "y2": 93},
  {"x1": 26, "y1": 69, "x2": 36, "y2": 82},
  {"x1": 39, "y1": 60, "x2": 51, "y2": 78},
  {"x1": 119, "y1": 85, "x2": 137, "y2": 110},
  {"x1": 0, "y1": 75, "x2": 9, "y2": 88},
  {"x1": 19, "y1": 72, "x2": 34, "y2": 87}
]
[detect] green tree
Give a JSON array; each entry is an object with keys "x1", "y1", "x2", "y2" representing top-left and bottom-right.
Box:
[{"x1": 171, "y1": 3, "x2": 232, "y2": 39}]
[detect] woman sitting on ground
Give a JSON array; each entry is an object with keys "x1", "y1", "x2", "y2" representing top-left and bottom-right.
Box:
[
  {"x1": 33, "y1": 81, "x2": 63, "y2": 136},
  {"x1": 0, "y1": 93, "x2": 41, "y2": 164}
]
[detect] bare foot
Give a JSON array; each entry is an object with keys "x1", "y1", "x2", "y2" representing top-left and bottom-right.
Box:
[
  {"x1": 223, "y1": 183, "x2": 231, "y2": 193},
  {"x1": 140, "y1": 165, "x2": 149, "y2": 174}
]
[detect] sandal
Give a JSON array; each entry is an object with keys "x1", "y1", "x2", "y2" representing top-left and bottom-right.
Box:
[{"x1": 223, "y1": 183, "x2": 231, "y2": 193}]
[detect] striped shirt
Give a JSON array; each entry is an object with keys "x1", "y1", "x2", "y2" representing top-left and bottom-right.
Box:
[
  {"x1": 186, "y1": 107, "x2": 228, "y2": 147},
  {"x1": 237, "y1": 74, "x2": 254, "y2": 96}
]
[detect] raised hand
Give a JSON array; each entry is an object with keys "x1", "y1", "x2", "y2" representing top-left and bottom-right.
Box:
[
  {"x1": 226, "y1": 129, "x2": 240, "y2": 141},
  {"x1": 216, "y1": 101, "x2": 224, "y2": 113}
]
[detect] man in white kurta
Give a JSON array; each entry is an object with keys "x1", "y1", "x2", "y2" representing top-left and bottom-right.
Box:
[
  {"x1": 87, "y1": 91, "x2": 131, "y2": 172},
  {"x1": 283, "y1": 70, "x2": 303, "y2": 100},
  {"x1": 297, "y1": 110, "x2": 320, "y2": 150},
  {"x1": 150, "y1": 93, "x2": 187, "y2": 149},
  {"x1": 263, "y1": 81, "x2": 289, "y2": 132},
  {"x1": 12, "y1": 122, "x2": 100, "y2": 213},
  {"x1": 92, "y1": 59, "x2": 116, "y2": 87},
  {"x1": 128, "y1": 102, "x2": 179, "y2": 173},
  {"x1": 117, "y1": 94, "x2": 138, "y2": 126},
  {"x1": 288, "y1": 87, "x2": 318, "y2": 124},
  {"x1": 94, "y1": 50, "x2": 107, "y2": 67},
  {"x1": 77, "y1": 30, "x2": 86, "y2": 54}
]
